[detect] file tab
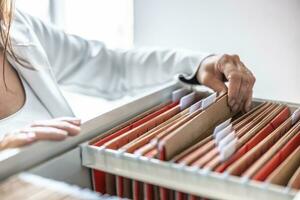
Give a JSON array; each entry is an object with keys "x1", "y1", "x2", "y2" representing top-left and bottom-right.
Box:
[
  {"x1": 292, "y1": 108, "x2": 300, "y2": 125},
  {"x1": 189, "y1": 99, "x2": 202, "y2": 114},
  {"x1": 213, "y1": 118, "x2": 232, "y2": 137},
  {"x1": 218, "y1": 131, "x2": 236, "y2": 151},
  {"x1": 172, "y1": 88, "x2": 189, "y2": 102},
  {"x1": 215, "y1": 124, "x2": 233, "y2": 144},
  {"x1": 202, "y1": 92, "x2": 217, "y2": 110},
  {"x1": 180, "y1": 92, "x2": 196, "y2": 110},
  {"x1": 220, "y1": 138, "x2": 238, "y2": 161}
]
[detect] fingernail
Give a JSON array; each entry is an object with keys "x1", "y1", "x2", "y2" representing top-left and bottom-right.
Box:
[
  {"x1": 73, "y1": 118, "x2": 81, "y2": 124},
  {"x1": 27, "y1": 132, "x2": 36, "y2": 141}
]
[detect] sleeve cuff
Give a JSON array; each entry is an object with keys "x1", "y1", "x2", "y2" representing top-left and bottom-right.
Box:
[{"x1": 179, "y1": 53, "x2": 215, "y2": 85}]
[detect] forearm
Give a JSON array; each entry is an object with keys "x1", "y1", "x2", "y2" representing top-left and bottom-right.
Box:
[{"x1": 113, "y1": 47, "x2": 211, "y2": 91}]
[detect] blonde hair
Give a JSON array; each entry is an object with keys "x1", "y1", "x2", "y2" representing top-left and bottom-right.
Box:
[{"x1": 0, "y1": 0, "x2": 26, "y2": 90}]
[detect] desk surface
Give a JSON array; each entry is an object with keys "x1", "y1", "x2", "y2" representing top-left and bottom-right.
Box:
[{"x1": 0, "y1": 173, "x2": 119, "y2": 200}]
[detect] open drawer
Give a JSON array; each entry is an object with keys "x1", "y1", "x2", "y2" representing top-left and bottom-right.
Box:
[{"x1": 81, "y1": 83, "x2": 300, "y2": 200}]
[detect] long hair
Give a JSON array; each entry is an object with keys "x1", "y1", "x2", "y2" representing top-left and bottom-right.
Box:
[
  {"x1": 0, "y1": 0, "x2": 32, "y2": 91},
  {"x1": 0, "y1": 0, "x2": 14, "y2": 90}
]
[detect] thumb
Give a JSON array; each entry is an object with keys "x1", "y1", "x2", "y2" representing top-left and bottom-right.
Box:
[{"x1": 200, "y1": 72, "x2": 228, "y2": 95}]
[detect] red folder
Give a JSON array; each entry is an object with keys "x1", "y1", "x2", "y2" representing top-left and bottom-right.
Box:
[
  {"x1": 252, "y1": 131, "x2": 300, "y2": 181},
  {"x1": 132, "y1": 146, "x2": 157, "y2": 200},
  {"x1": 197, "y1": 104, "x2": 284, "y2": 170},
  {"x1": 92, "y1": 101, "x2": 178, "y2": 194},
  {"x1": 215, "y1": 107, "x2": 290, "y2": 173}
]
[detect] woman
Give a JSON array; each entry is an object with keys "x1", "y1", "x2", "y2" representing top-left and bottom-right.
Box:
[{"x1": 0, "y1": 1, "x2": 255, "y2": 149}]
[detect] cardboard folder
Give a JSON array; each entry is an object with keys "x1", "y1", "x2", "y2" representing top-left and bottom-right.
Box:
[
  {"x1": 114, "y1": 92, "x2": 201, "y2": 198},
  {"x1": 288, "y1": 165, "x2": 300, "y2": 189},
  {"x1": 233, "y1": 102, "x2": 271, "y2": 131},
  {"x1": 238, "y1": 105, "x2": 285, "y2": 146},
  {"x1": 266, "y1": 145, "x2": 300, "y2": 186},
  {"x1": 104, "y1": 91, "x2": 202, "y2": 151},
  {"x1": 92, "y1": 101, "x2": 177, "y2": 147},
  {"x1": 242, "y1": 115, "x2": 300, "y2": 178},
  {"x1": 132, "y1": 97, "x2": 209, "y2": 159},
  {"x1": 252, "y1": 131, "x2": 300, "y2": 181},
  {"x1": 120, "y1": 108, "x2": 190, "y2": 153},
  {"x1": 104, "y1": 103, "x2": 182, "y2": 150},
  {"x1": 214, "y1": 106, "x2": 290, "y2": 173},
  {"x1": 172, "y1": 135, "x2": 213, "y2": 164},
  {"x1": 89, "y1": 86, "x2": 300, "y2": 198},
  {"x1": 156, "y1": 94, "x2": 232, "y2": 200},
  {"x1": 195, "y1": 104, "x2": 283, "y2": 169},
  {"x1": 231, "y1": 103, "x2": 278, "y2": 142},
  {"x1": 172, "y1": 102, "x2": 269, "y2": 166},
  {"x1": 195, "y1": 104, "x2": 277, "y2": 168},
  {"x1": 226, "y1": 110, "x2": 298, "y2": 176},
  {"x1": 125, "y1": 107, "x2": 201, "y2": 155},
  {"x1": 231, "y1": 102, "x2": 268, "y2": 127},
  {"x1": 172, "y1": 104, "x2": 268, "y2": 200},
  {"x1": 107, "y1": 101, "x2": 178, "y2": 197},
  {"x1": 132, "y1": 138, "x2": 161, "y2": 200},
  {"x1": 91, "y1": 101, "x2": 176, "y2": 194},
  {"x1": 158, "y1": 94, "x2": 232, "y2": 161},
  {"x1": 114, "y1": 92, "x2": 202, "y2": 199}
]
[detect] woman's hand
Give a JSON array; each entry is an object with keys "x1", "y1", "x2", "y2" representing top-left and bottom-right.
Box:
[
  {"x1": 0, "y1": 117, "x2": 81, "y2": 150},
  {"x1": 197, "y1": 54, "x2": 256, "y2": 113}
]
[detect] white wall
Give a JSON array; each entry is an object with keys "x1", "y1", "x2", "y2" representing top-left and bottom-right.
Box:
[
  {"x1": 134, "y1": 0, "x2": 300, "y2": 103},
  {"x1": 16, "y1": 0, "x2": 133, "y2": 48}
]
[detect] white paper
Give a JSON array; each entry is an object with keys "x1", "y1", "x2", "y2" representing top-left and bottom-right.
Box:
[
  {"x1": 201, "y1": 92, "x2": 217, "y2": 110},
  {"x1": 292, "y1": 108, "x2": 300, "y2": 125},
  {"x1": 218, "y1": 131, "x2": 236, "y2": 151},
  {"x1": 189, "y1": 100, "x2": 202, "y2": 114},
  {"x1": 219, "y1": 138, "x2": 238, "y2": 161},
  {"x1": 180, "y1": 92, "x2": 196, "y2": 110},
  {"x1": 215, "y1": 124, "x2": 233, "y2": 144},
  {"x1": 172, "y1": 88, "x2": 189, "y2": 102},
  {"x1": 213, "y1": 118, "x2": 232, "y2": 136}
]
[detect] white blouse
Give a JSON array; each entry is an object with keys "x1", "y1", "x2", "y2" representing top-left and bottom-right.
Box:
[{"x1": 0, "y1": 75, "x2": 52, "y2": 135}]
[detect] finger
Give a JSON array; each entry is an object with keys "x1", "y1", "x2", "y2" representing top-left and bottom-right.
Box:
[
  {"x1": 199, "y1": 72, "x2": 228, "y2": 95},
  {"x1": 54, "y1": 117, "x2": 81, "y2": 126},
  {"x1": 232, "y1": 54, "x2": 241, "y2": 65},
  {"x1": 21, "y1": 127, "x2": 68, "y2": 141},
  {"x1": 239, "y1": 63, "x2": 256, "y2": 112},
  {"x1": 237, "y1": 73, "x2": 250, "y2": 110},
  {"x1": 31, "y1": 120, "x2": 80, "y2": 136},
  {"x1": 225, "y1": 70, "x2": 242, "y2": 110},
  {"x1": 1, "y1": 133, "x2": 36, "y2": 149},
  {"x1": 239, "y1": 61, "x2": 256, "y2": 90},
  {"x1": 244, "y1": 89, "x2": 253, "y2": 112},
  {"x1": 217, "y1": 56, "x2": 242, "y2": 109}
]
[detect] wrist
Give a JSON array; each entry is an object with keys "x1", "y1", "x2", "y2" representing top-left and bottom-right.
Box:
[
  {"x1": 178, "y1": 53, "x2": 216, "y2": 85},
  {"x1": 196, "y1": 54, "x2": 218, "y2": 84}
]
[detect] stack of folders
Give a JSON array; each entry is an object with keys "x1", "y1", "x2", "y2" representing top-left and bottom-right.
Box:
[{"x1": 90, "y1": 88, "x2": 300, "y2": 200}]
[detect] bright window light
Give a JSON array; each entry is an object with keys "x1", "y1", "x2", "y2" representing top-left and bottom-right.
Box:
[
  {"x1": 64, "y1": 0, "x2": 133, "y2": 48},
  {"x1": 16, "y1": 0, "x2": 51, "y2": 24},
  {"x1": 16, "y1": 0, "x2": 133, "y2": 48}
]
